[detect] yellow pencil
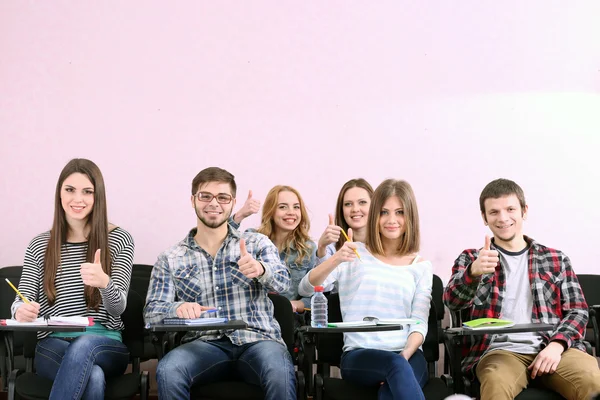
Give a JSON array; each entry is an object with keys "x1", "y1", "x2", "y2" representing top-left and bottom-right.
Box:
[
  {"x1": 5, "y1": 278, "x2": 30, "y2": 304},
  {"x1": 340, "y1": 229, "x2": 362, "y2": 261}
]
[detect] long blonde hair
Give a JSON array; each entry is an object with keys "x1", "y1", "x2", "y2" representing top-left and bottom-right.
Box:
[{"x1": 258, "y1": 185, "x2": 312, "y2": 263}]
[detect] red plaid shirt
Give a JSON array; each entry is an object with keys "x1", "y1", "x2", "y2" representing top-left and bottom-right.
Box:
[{"x1": 443, "y1": 236, "x2": 588, "y2": 377}]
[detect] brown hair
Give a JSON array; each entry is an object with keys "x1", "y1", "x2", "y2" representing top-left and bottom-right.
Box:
[
  {"x1": 257, "y1": 185, "x2": 312, "y2": 263},
  {"x1": 191, "y1": 167, "x2": 237, "y2": 197},
  {"x1": 44, "y1": 159, "x2": 111, "y2": 310},
  {"x1": 366, "y1": 179, "x2": 420, "y2": 256},
  {"x1": 479, "y1": 178, "x2": 526, "y2": 219},
  {"x1": 333, "y1": 178, "x2": 374, "y2": 250}
]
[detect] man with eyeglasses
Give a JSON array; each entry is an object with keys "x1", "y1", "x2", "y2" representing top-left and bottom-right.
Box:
[{"x1": 144, "y1": 167, "x2": 295, "y2": 400}]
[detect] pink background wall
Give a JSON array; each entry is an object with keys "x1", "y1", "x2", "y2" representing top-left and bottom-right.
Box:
[{"x1": 1, "y1": 2, "x2": 599, "y2": 283}]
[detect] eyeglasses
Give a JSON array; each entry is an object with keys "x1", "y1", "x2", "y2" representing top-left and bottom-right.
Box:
[{"x1": 194, "y1": 191, "x2": 233, "y2": 204}]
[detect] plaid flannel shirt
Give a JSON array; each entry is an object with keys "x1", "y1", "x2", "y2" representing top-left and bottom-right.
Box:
[
  {"x1": 443, "y1": 236, "x2": 588, "y2": 377},
  {"x1": 144, "y1": 226, "x2": 291, "y2": 346}
]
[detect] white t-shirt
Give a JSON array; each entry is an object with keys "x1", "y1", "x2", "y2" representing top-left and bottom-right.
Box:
[{"x1": 488, "y1": 245, "x2": 542, "y2": 354}]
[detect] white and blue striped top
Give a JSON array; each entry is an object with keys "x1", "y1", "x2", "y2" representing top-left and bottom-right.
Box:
[{"x1": 298, "y1": 242, "x2": 432, "y2": 352}]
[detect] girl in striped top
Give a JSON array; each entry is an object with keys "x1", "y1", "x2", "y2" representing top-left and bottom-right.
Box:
[
  {"x1": 298, "y1": 179, "x2": 433, "y2": 400},
  {"x1": 11, "y1": 158, "x2": 134, "y2": 400}
]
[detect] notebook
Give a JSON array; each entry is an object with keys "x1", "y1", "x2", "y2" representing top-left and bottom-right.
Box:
[
  {"x1": 463, "y1": 318, "x2": 515, "y2": 330},
  {"x1": 162, "y1": 317, "x2": 228, "y2": 326},
  {"x1": 0, "y1": 316, "x2": 93, "y2": 327}
]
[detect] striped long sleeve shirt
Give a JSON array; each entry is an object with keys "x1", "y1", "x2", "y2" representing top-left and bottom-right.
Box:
[
  {"x1": 11, "y1": 228, "x2": 135, "y2": 339},
  {"x1": 144, "y1": 226, "x2": 291, "y2": 346},
  {"x1": 443, "y1": 236, "x2": 588, "y2": 376},
  {"x1": 298, "y1": 243, "x2": 433, "y2": 352}
]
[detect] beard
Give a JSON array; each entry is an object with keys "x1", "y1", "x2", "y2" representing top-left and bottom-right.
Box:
[{"x1": 195, "y1": 205, "x2": 232, "y2": 229}]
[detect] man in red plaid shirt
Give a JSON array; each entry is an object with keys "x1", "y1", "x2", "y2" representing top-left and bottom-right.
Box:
[{"x1": 444, "y1": 179, "x2": 600, "y2": 400}]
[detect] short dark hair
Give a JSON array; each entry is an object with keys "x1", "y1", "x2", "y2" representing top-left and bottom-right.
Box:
[
  {"x1": 479, "y1": 178, "x2": 526, "y2": 214},
  {"x1": 191, "y1": 167, "x2": 237, "y2": 197}
]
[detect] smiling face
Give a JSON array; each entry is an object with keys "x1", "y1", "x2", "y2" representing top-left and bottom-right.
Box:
[
  {"x1": 378, "y1": 195, "x2": 405, "y2": 242},
  {"x1": 482, "y1": 194, "x2": 527, "y2": 247},
  {"x1": 342, "y1": 187, "x2": 371, "y2": 231},
  {"x1": 273, "y1": 191, "x2": 301, "y2": 233},
  {"x1": 192, "y1": 181, "x2": 236, "y2": 229},
  {"x1": 60, "y1": 173, "x2": 95, "y2": 225}
]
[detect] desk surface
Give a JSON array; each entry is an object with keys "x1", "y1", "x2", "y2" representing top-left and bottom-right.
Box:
[
  {"x1": 0, "y1": 325, "x2": 87, "y2": 332},
  {"x1": 148, "y1": 319, "x2": 248, "y2": 332},
  {"x1": 445, "y1": 322, "x2": 556, "y2": 336},
  {"x1": 298, "y1": 324, "x2": 404, "y2": 334}
]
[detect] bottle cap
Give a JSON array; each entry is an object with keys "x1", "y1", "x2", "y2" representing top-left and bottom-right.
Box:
[{"x1": 314, "y1": 285, "x2": 324, "y2": 292}]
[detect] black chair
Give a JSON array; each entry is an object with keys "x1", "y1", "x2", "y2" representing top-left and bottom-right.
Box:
[
  {"x1": 447, "y1": 307, "x2": 593, "y2": 400},
  {"x1": 0, "y1": 266, "x2": 25, "y2": 392},
  {"x1": 180, "y1": 293, "x2": 304, "y2": 400},
  {"x1": 8, "y1": 287, "x2": 150, "y2": 400},
  {"x1": 131, "y1": 264, "x2": 158, "y2": 361},
  {"x1": 576, "y1": 274, "x2": 600, "y2": 356},
  {"x1": 308, "y1": 291, "x2": 452, "y2": 400}
]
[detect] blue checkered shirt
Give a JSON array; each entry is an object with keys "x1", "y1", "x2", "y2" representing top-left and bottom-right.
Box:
[{"x1": 144, "y1": 226, "x2": 291, "y2": 345}]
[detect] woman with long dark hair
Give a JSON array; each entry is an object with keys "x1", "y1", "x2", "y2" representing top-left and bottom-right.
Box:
[{"x1": 12, "y1": 158, "x2": 134, "y2": 400}]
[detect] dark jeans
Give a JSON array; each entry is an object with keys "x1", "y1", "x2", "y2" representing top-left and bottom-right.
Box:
[
  {"x1": 35, "y1": 335, "x2": 129, "y2": 400},
  {"x1": 341, "y1": 348, "x2": 428, "y2": 400},
  {"x1": 156, "y1": 336, "x2": 296, "y2": 400}
]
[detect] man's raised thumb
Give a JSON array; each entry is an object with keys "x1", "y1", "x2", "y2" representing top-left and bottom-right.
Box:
[{"x1": 483, "y1": 235, "x2": 491, "y2": 251}]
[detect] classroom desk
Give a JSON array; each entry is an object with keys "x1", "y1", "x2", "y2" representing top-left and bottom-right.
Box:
[
  {"x1": 444, "y1": 323, "x2": 556, "y2": 394},
  {"x1": 147, "y1": 320, "x2": 248, "y2": 359},
  {"x1": 0, "y1": 324, "x2": 86, "y2": 390},
  {"x1": 297, "y1": 324, "x2": 405, "y2": 395}
]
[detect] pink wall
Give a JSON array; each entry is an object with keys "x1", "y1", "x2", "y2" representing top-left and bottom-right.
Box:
[{"x1": 1, "y1": 2, "x2": 599, "y2": 283}]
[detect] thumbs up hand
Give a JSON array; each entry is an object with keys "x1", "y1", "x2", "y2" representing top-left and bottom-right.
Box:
[
  {"x1": 238, "y1": 239, "x2": 264, "y2": 279},
  {"x1": 317, "y1": 214, "x2": 342, "y2": 256},
  {"x1": 80, "y1": 249, "x2": 110, "y2": 288},
  {"x1": 469, "y1": 235, "x2": 500, "y2": 278},
  {"x1": 233, "y1": 190, "x2": 261, "y2": 224},
  {"x1": 334, "y1": 228, "x2": 358, "y2": 264}
]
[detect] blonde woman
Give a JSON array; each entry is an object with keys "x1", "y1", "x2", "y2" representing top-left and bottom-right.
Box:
[{"x1": 231, "y1": 185, "x2": 316, "y2": 313}]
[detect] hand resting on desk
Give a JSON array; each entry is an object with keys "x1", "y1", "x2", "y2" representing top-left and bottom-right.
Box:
[{"x1": 176, "y1": 303, "x2": 215, "y2": 319}]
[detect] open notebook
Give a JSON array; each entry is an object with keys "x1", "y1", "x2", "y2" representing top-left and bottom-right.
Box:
[{"x1": 0, "y1": 316, "x2": 93, "y2": 327}]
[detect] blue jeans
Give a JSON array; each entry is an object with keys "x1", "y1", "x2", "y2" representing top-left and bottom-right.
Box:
[
  {"x1": 341, "y1": 348, "x2": 428, "y2": 400},
  {"x1": 35, "y1": 335, "x2": 130, "y2": 400},
  {"x1": 157, "y1": 336, "x2": 296, "y2": 400}
]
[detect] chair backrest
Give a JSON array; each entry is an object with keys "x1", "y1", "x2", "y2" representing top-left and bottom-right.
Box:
[
  {"x1": 268, "y1": 293, "x2": 295, "y2": 355},
  {"x1": 0, "y1": 266, "x2": 24, "y2": 319},
  {"x1": 578, "y1": 274, "x2": 600, "y2": 307},
  {"x1": 432, "y1": 274, "x2": 444, "y2": 324}
]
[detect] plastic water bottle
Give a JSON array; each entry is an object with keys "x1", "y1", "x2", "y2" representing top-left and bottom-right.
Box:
[{"x1": 310, "y1": 285, "x2": 328, "y2": 328}]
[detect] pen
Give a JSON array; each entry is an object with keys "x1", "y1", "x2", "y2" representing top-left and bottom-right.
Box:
[
  {"x1": 340, "y1": 229, "x2": 362, "y2": 261},
  {"x1": 5, "y1": 278, "x2": 30, "y2": 304}
]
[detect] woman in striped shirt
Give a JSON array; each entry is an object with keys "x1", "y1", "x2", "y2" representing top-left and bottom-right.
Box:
[
  {"x1": 299, "y1": 179, "x2": 433, "y2": 400},
  {"x1": 11, "y1": 158, "x2": 135, "y2": 400}
]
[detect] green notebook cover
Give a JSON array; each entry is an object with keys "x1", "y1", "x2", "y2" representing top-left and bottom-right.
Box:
[{"x1": 463, "y1": 318, "x2": 515, "y2": 329}]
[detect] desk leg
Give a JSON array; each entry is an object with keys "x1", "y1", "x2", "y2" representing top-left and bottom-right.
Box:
[
  {"x1": 452, "y1": 336, "x2": 464, "y2": 394},
  {"x1": 300, "y1": 331, "x2": 315, "y2": 396},
  {"x1": 152, "y1": 332, "x2": 165, "y2": 360}
]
